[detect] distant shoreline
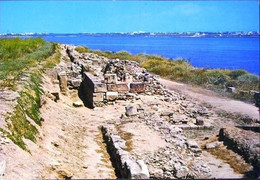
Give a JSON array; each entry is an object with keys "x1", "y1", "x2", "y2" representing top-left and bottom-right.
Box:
[{"x1": 1, "y1": 32, "x2": 260, "y2": 38}]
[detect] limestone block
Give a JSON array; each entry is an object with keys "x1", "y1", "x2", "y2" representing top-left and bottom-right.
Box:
[
  {"x1": 125, "y1": 105, "x2": 138, "y2": 116},
  {"x1": 94, "y1": 83, "x2": 107, "y2": 93},
  {"x1": 93, "y1": 93, "x2": 104, "y2": 102},
  {"x1": 196, "y1": 117, "x2": 204, "y2": 125},
  {"x1": 104, "y1": 74, "x2": 117, "y2": 84},
  {"x1": 130, "y1": 82, "x2": 145, "y2": 93},
  {"x1": 73, "y1": 101, "x2": 83, "y2": 107},
  {"x1": 107, "y1": 83, "x2": 129, "y2": 92},
  {"x1": 106, "y1": 92, "x2": 118, "y2": 101},
  {"x1": 70, "y1": 78, "x2": 82, "y2": 88},
  {"x1": 124, "y1": 73, "x2": 133, "y2": 83},
  {"x1": 58, "y1": 71, "x2": 68, "y2": 93}
]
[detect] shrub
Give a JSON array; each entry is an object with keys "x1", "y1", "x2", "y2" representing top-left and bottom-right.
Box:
[
  {"x1": 189, "y1": 69, "x2": 208, "y2": 85},
  {"x1": 229, "y1": 69, "x2": 248, "y2": 79},
  {"x1": 75, "y1": 46, "x2": 89, "y2": 53},
  {"x1": 237, "y1": 74, "x2": 259, "y2": 84},
  {"x1": 206, "y1": 69, "x2": 229, "y2": 85}
]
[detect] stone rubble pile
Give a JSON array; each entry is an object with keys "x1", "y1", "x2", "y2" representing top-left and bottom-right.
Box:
[{"x1": 120, "y1": 99, "x2": 212, "y2": 178}]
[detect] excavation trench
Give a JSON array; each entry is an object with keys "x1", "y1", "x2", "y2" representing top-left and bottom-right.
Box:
[{"x1": 100, "y1": 125, "x2": 149, "y2": 179}]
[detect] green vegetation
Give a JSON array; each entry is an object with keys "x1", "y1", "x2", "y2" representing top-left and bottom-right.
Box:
[
  {"x1": 0, "y1": 37, "x2": 45, "y2": 61},
  {"x1": 74, "y1": 46, "x2": 89, "y2": 53},
  {"x1": 0, "y1": 38, "x2": 57, "y2": 89},
  {"x1": 75, "y1": 46, "x2": 259, "y2": 101},
  {"x1": 0, "y1": 38, "x2": 60, "y2": 151}
]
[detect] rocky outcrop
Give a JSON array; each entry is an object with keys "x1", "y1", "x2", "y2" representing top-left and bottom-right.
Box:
[{"x1": 101, "y1": 125, "x2": 149, "y2": 179}]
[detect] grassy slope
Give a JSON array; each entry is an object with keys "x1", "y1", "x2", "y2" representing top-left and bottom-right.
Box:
[
  {"x1": 75, "y1": 46, "x2": 259, "y2": 102},
  {"x1": 0, "y1": 38, "x2": 60, "y2": 151}
]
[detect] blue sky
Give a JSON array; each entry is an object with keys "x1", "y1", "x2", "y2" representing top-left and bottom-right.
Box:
[{"x1": 0, "y1": 1, "x2": 259, "y2": 33}]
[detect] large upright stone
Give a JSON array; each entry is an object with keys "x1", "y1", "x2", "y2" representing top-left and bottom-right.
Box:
[
  {"x1": 58, "y1": 71, "x2": 68, "y2": 94},
  {"x1": 130, "y1": 82, "x2": 145, "y2": 93},
  {"x1": 83, "y1": 72, "x2": 107, "y2": 93}
]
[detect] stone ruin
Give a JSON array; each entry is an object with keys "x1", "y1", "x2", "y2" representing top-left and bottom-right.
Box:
[
  {"x1": 44, "y1": 45, "x2": 260, "y2": 178},
  {"x1": 58, "y1": 45, "x2": 167, "y2": 108}
]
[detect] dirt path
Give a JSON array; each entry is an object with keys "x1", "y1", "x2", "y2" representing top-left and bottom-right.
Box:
[{"x1": 159, "y1": 78, "x2": 259, "y2": 120}]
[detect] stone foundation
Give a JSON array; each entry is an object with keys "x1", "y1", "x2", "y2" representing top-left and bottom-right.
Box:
[
  {"x1": 101, "y1": 125, "x2": 149, "y2": 179},
  {"x1": 219, "y1": 127, "x2": 260, "y2": 176}
]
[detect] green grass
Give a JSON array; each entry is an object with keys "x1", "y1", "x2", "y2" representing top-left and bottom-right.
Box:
[
  {"x1": 0, "y1": 38, "x2": 60, "y2": 151},
  {"x1": 0, "y1": 38, "x2": 56, "y2": 89},
  {"x1": 75, "y1": 45, "x2": 259, "y2": 101},
  {"x1": 0, "y1": 37, "x2": 45, "y2": 62}
]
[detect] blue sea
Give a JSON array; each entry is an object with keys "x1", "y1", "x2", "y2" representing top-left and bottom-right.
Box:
[{"x1": 9, "y1": 34, "x2": 260, "y2": 75}]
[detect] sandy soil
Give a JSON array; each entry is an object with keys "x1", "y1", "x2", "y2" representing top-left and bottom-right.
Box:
[{"x1": 159, "y1": 78, "x2": 259, "y2": 120}]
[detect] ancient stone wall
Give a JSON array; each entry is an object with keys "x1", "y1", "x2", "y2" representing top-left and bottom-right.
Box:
[
  {"x1": 101, "y1": 125, "x2": 149, "y2": 179},
  {"x1": 219, "y1": 127, "x2": 260, "y2": 176}
]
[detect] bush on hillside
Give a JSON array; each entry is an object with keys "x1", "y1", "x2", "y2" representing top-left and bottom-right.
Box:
[
  {"x1": 206, "y1": 69, "x2": 229, "y2": 85},
  {"x1": 75, "y1": 46, "x2": 89, "y2": 53},
  {"x1": 229, "y1": 69, "x2": 248, "y2": 79}
]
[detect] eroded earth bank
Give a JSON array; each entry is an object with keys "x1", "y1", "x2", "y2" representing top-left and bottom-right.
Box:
[{"x1": 0, "y1": 44, "x2": 259, "y2": 179}]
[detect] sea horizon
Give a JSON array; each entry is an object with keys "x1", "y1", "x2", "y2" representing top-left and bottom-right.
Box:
[{"x1": 2, "y1": 33, "x2": 259, "y2": 76}]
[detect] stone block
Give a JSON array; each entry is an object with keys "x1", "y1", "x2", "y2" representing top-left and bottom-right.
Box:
[
  {"x1": 104, "y1": 74, "x2": 117, "y2": 84},
  {"x1": 125, "y1": 105, "x2": 138, "y2": 116},
  {"x1": 83, "y1": 72, "x2": 106, "y2": 93},
  {"x1": 130, "y1": 82, "x2": 145, "y2": 93},
  {"x1": 93, "y1": 93, "x2": 104, "y2": 102},
  {"x1": 106, "y1": 92, "x2": 118, "y2": 101},
  {"x1": 51, "y1": 92, "x2": 60, "y2": 102},
  {"x1": 58, "y1": 71, "x2": 68, "y2": 93},
  {"x1": 107, "y1": 83, "x2": 129, "y2": 92},
  {"x1": 196, "y1": 117, "x2": 204, "y2": 125},
  {"x1": 94, "y1": 83, "x2": 107, "y2": 93},
  {"x1": 70, "y1": 78, "x2": 82, "y2": 88},
  {"x1": 124, "y1": 73, "x2": 133, "y2": 83},
  {"x1": 73, "y1": 101, "x2": 83, "y2": 107},
  {"x1": 227, "y1": 87, "x2": 236, "y2": 93}
]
